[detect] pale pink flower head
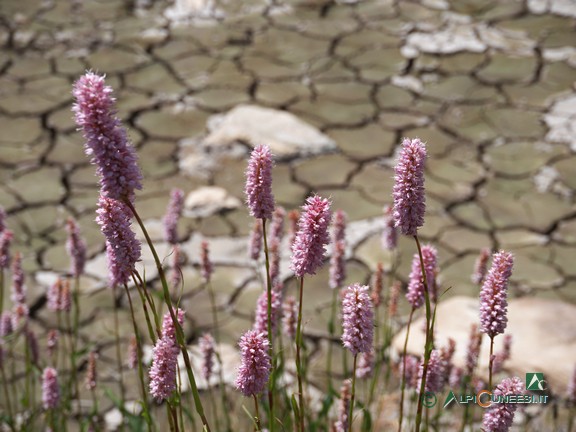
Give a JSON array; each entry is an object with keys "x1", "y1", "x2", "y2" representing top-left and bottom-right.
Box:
[
  {"x1": 0, "y1": 206, "x2": 6, "y2": 233},
  {"x1": 329, "y1": 240, "x2": 346, "y2": 290},
  {"x1": 480, "y1": 251, "x2": 514, "y2": 338},
  {"x1": 47, "y1": 329, "x2": 59, "y2": 357},
  {"x1": 382, "y1": 205, "x2": 398, "y2": 250},
  {"x1": 270, "y1": 206, "x2": 286, "y2": 244},
  {"x1": 290, "y1": 195, "x2": 332, "y2": 278},
  {"x1": 199, "y1": 333, "x2": 215, "y2": 382},
  {"x1": 567, "y1": 364, "x2": 576, "y2": 406},
  {"x1": 388, "y1": 280, "x2": 401, "y2": 318},
  {"x1": 128, "y1": 335, "x2": 138, "y2": 370},
  {"x1": 253, "y1": 288, "x2": 282, "y2": 335},
  {"x1": 0, "y1": 229, "x2": 13, "y2": 269},
  {"x1": 334, "y1": 379, "x2": 351, "y2": 432},
  {"x1": 11, "y1": 303, "x2": 28, "y2": 330},
  {"x1": 341, "y1": 283, "x2": 374, "y2": 356},
  {"x1": 200, "y1": 240, "x2": 213, "y2": 283},
  {"x1": 282, "y1": 296, "x2": 297, "y2": 339},
  {"x1": 465, "y1": 324, "x2": 482, "y2": 377},
  {"x1": 11, "y1": 252, "x2": 26, "y2": 305},
  {"x1": 492, "y1": 334, "x2": 513, "y2": 374},
  {"x1": 417, "y1": 349, "x2": 446, "y2": 393},
  {"x1": 72, "y1": 72, "x2": 142, "y2": 203},
  {"x1": 356, "y1": 348, "x2": 374, "y2": 379},
  {"x1": 371, "y1": 263, "x2": 384, "y2": 307},
  {"x1": 42, "y1": 367, "x2": 60, "y2": 409},
  {"x1": 269, "y1": 238, "x2": 281, "y2": 285},
  {"x1": 27, "y1": 329, "x2": 39, "y2": 365},
  {"x1": 86, "y1": 351, "x2": 98, "y2": 390},
  {"x1": 401, "y1": 355, "x2": 420, "y2": 389},
  {"x1": 235, "y1": 330, "x2": 271, "y2": 397},
  {"x1": 163, "y1": 188, "x2": 185, "y2": 244},
  {"x1": 95, "y1": 195, "x2": 141, "y2": 287},
  {"x1": 149, "y1": 335, "x2": 179, "y2": 401},
  {"x1": 161, "y1": 308, "x2": 185, "y2": 342},
  {"x1": 0, "y1": 312, "x2": 13, "y2": 338},
  {"x1": 472, "y1": 248, "x2": 491, "y2": 285},
  {"x1": 287, "y1": 209, "x2": 299, "y2": 248},
  {"x1": 245, "y1": 144, "x2": 275, "y2": 220},
  {"x1": 249, "y1": 220, "x2": 263, "y2": 261},
  {"x1": 392, "y1": 138, "x2": 426, "y2": 236},
  {"x1": 406, "y1": 245, "x2": 436, "y2": 309},
  {"x1": 482, "y1": 377, "x2": 524, "y2": 432},
  {"x1": 66, "y1": 218, "x2": 87, "y2": 278}
]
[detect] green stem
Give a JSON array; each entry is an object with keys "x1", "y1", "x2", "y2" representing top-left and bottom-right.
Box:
[
  {"x1": 327, "y1": 288, "x2": 338, "y2": 393},
  {"x1": 131, "y1": 273, "x2": 160, "y2": 341},
  {"x1": 414, "y1": 235, "x2": 433, "y2": 432},
  {"x1": 488, "y1": 336, "x2": 495, "y2": 390},
  {"x1": 65, "y1": 311, "x2": 80, "y2": 404},
  {"x1": 398, "y1": 308, "x2": 415, "y2": 432},
  {"x1": 261, "y1": 218, "x2": 275, "y2": 432},
  {"x1": 126, "y1": 200, "x2": 211, "y2": 432},
  {"x1": 123, "y1": 283, "x2": 153, "y2": 432},
  {"x1": 112, "y1": 291, "x2": 126, "y2": 414},
  {"x1": 253, "y1": 394, "x2": 262, "y2": 432},
  {"x1": 348, "y1": 354, "x2": 358, "y2": 432},
  {"x1": 295, "y1": 277, "x2": 305, "y2": 432}
]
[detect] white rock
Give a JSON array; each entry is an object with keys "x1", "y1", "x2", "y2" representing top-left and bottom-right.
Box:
[
  {"x1": 392, "y1": 296, "x2": 576, "y2": 395},
  {"x1": 183, "y1": 186, "x2": 241, "y2": 218},
  {"x1": 392, "y1": 75, "x2": 423, "y2": 93},
  {"x1": 203, "y1": 105, "x2": 336, "y2": 159},
  {"x1": 544, "y1": 94, "x2": 576, "y2": 150}
]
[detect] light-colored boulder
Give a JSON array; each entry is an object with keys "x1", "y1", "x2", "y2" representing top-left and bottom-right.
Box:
[
  {"x1": 203, "y1": 104, "x2": 336, "y2": 159},
  {"x1": 392, "y1": 296, "x2": 576, "y2": 395},
  {"x1": 183, "y1": 186, "x2": 241, "y2": 218}
]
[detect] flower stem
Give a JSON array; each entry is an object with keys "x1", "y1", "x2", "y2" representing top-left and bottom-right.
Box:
[
  {"x1": 261, "y1": 218, "x2": 276, "y2": 432},
  {"x1": 414, "y1": 235, "x2": 433, "y2": 432},
  {"x1": 398, "y1": 308, "x2": 414, "y2": 432},
  {"x1": 112, "y1": 290, "x2": 126, "y2": 411},
  {"x1": 123, "y1": 283, "x2": 153, "y2": 432},
  {"x1": 327, "y1": 288, "x2": 338, "y2": 392},
  {"x1": 295, "y1": 277, "x2": 305, "y2": 432},
  {"x1": 126, "y1": 200, "x2": 211, "y2": 432},
  {"x1": 348, "y1": 354, "x2": 358, "y2": 432},
  {"x1": 488, "y1": 336, "x2": 495, "y2": 390},
  {"x1": 253, "y1": 394, "x2": 262, "y2": 432}
]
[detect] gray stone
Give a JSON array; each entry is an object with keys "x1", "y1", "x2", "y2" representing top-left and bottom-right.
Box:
[
  {"x1": 201, "y1": 105, "x2": 336, "y2": 159},
  {"x1": 392, "y1": 296, "x2": 576, "y2": 394},
  {"x1": 183, "y1": 186, "x2": 241, "y2": 218}
]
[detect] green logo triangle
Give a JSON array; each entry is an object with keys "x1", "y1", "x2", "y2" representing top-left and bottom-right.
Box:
[{"x1": 443, "y1": 390, "x2": 458, "y2": 408}]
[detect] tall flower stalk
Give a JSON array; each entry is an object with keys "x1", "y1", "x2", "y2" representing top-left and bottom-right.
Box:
[
  {"x1": 479, "y1": 251, "x2": 514, "y2": 389},
  {"x1": 392, "y1": 137, "x2": 429, "y2": 432},
  {"x1": 341, "y1": 284, "x2": 373, "y2": 432},
  {"x1": 245, "y1": 144, "x2": 277, "y2": 432},
  {"x1": 290, "y1": 195, "x2": 332, "y2": 432},
  {"x1": 73, "y1": 71, "x2": 210, "y2": 431}
]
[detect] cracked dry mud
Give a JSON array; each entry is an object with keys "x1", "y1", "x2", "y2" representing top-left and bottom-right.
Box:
[{"x1": 1, "y1": 0, "x2": 575, "y2": 429}]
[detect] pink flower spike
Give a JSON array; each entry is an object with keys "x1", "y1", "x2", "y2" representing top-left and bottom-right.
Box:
[
  {"x1": 480, "y1": 251, "x2": 514, "y2": 338},
  {"x1": 163, "y1": 188, "x2": 185, "y2": 244},
  {"x1": 0, "y1": 312, "x2": 13, "y2": 338},
  {"x1": 341, "y1": 284, "x2": 374, "y2": 356},
  {"x1": 235, "y1": 330, "x2": 271, "y2": 397},
  {"x1": 42, "y1": 367, "x2": 60, "y2": 409},
  {"x1": 0, "y1": 229, "x2": 13, "y2": 270},
  {"x1": 472, "y1": 248, "x2": 491, "y2": 285},
  {"x1": 290, "y1": 195, "x2": 332, "y2": 278},
  {"x1": 249, "y1": 220, "x2": 263, "y2": 261},
  {"x1": 371, "y1": 263, "x2": 384, "y2": 307},
  {"x1": 482, "y1": 377, "x2": 524, "y2": 432},
  {"x1": 72, "y1": 72, "x2": 142, "y2": 203},
  {"x1": 245, "y1": 144, "x2": 275, "y2": 220},
  {"x1": 356, "y1": 348, "x2": 374, "y2": 379},
  {"x1": 270, "y1": 206, "x2": 286, "y2": 244},
  {"x1": 382, "y1": 205, "x2": 398, "y2": 250},
  {"x1": 282, "y1": 296, "x2": 297, "y2": 339},
  {"x1": 253, "y1": 288, "x2": 282, "y2": 336},
  {"x1": 66, "y1": 218, "x2": 87, "y2": 278},
  {"x1": 418, "y1": 349, "x2": 446, "y2": 394},
  {"x1": 161, "y1": 308, "x2": 185, "y2": 342},
  {"x1": 86, "y1": 351, "x2": 97, "y2": 390},
  {"x1": 95, "y1": 195, "x2": 141, "y2": 287},
  {"x1": 200, "y1": 240, "x2": 213, "y2": 283},
  {"x1": 11, "y1": 252, "x2": 26, "y2": 305},
  {"x1": 392, "y1": 138, "x2": 426, "y2": 236},
  {"x1": 149, "y1": 336, "x2": 179, "y2": 401},
  {"x1": 199, "y1": 333, "x2": 215, "y2": 382},
  {"x1": 47, "y1": 329, "x2": 58, "y2": 357},
  {"x1": 128, "y1": 335, "x2": 138, "y2": 370},
  {"x1": 334, "y1": 379, "x2": 351, "y2": 432}
]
